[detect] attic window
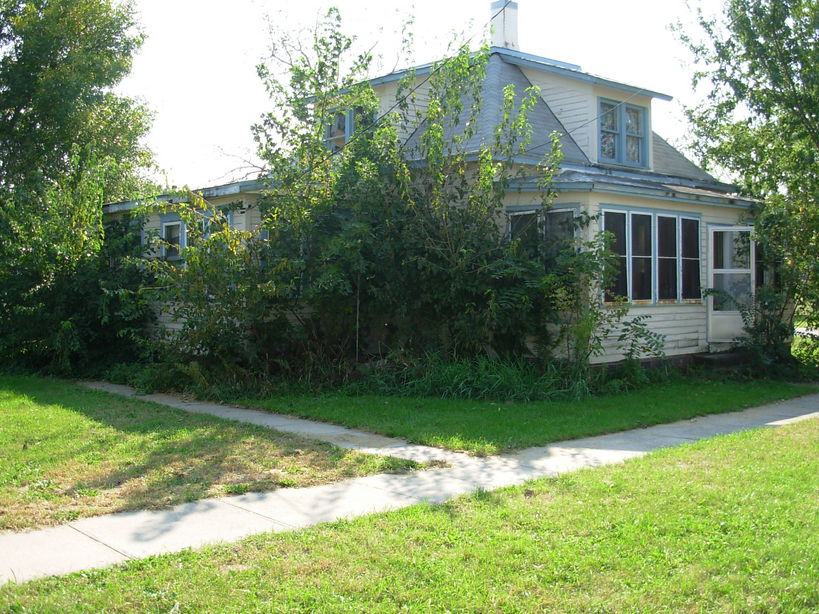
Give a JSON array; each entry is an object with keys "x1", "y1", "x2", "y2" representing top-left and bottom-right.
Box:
[
  {"x1": 162, "y1": 221, "x2": 183, "y2": 260},
  {"x1": 324, "y1": 108, "x2": 375, "y2": 153},
  {"x1": 326, "y1": 111, "x2": 349, "y2": 152},
  {"x1": 599, "y1": 99, "x2": 647, "y2": 167}
]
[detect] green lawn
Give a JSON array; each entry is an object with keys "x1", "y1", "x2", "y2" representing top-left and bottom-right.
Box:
[
  {"x1": 0, "y1": 376, "x2": 417, "y2": 531},
  {"x1": 242, "y1": 379, "x2": 816, "y2": 455},
  {"x1": 3, "y1": 416, "x2": 816, "y2": 612}
]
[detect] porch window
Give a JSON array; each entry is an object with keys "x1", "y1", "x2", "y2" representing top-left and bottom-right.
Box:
[
  {"x1": 509, "y1": 208, "x2": 575, "y2": 255},
  {"x1": 711, "y1": 229, "x2": 752, "y2": 311},
  {"x1": 509, "y1": 211, "x2": 539, "y2": 247},
  {"x1": 603, "y1": 209, "x2": 700, "y2": 302}
]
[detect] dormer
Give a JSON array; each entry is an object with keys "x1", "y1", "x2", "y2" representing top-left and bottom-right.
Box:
[
  {"x1": 595, "y1": 92, "x2": 652, "y2": 169},
  {"x1": 486, "y1": 0, "x2": 670, "y2": 171}
]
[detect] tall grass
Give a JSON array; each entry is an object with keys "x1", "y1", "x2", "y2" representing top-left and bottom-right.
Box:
[{"x1": 343, "y1": 353, "x2": 670, "y2": 402}]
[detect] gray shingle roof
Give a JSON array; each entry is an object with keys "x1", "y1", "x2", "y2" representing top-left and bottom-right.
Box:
[
  {"x1": 403, "y1": 54, "x2": 589, "y2": 166},
  {"x1": 651, "y1": 133, "x2": 719, "y2": 184}
]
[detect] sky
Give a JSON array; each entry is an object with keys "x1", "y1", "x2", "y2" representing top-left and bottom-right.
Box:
[{"x1": 117, "y1": 0, "x2": 723, "y2": 189}]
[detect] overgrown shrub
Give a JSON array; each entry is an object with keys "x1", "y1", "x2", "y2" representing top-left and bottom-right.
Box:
[
  {"x1": 792, "y1": 335, "x2": 819, "y2": 370},
  {"x1": 0, "y1": 211, "x2": 153, "y2": 375}
]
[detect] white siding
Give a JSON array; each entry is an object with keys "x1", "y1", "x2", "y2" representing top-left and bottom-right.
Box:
[{"x1": 520, "y1": 68, "x2": 595, "y2": 160}]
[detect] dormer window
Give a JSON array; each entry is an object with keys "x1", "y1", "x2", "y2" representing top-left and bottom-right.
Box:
[
  {"x1": 325, "y1": 111, "x2": 350, "y2": 152},
  {"x1": 598, "y1": 99, "x2": 647, "y2": 167},
  {"x1": 324, "y1": 108, "x2": 376, "y2": 153}
]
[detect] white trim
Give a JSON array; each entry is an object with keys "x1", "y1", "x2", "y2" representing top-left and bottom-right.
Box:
[{"x1": 706, "y1": 225, "x2": 755, "y2": 342}]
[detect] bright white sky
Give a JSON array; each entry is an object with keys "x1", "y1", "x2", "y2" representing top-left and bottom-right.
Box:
[{"x1": 118, "y1": 0, "x2": 722, "y2": 189}]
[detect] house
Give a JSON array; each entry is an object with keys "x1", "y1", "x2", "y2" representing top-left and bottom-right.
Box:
[{"x1": 104, "y1": 0, "x2": 758, "y2": 363}]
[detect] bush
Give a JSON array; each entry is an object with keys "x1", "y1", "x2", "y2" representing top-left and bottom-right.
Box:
[{"x1": 792, "y1": 335, "x2": 819, "y2": 370}]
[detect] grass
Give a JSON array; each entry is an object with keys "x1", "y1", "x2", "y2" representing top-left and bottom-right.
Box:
[
  {"x1": 2, "y1": 416, "x2": 816, "y2": 612},
  {"x1": 0, "y1": 376, "x2": 418, "y2": 531},
  {"x1": 241, "y1": 378, "x2": 817, "y2": 455}
]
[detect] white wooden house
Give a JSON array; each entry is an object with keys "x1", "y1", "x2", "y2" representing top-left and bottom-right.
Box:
[{"x1": 105, "y1": 1, "x2": 758, "y2": 362}]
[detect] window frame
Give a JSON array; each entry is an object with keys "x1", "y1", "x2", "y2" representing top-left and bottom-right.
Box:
[
  {"x1": 506, "y1": 206, "x2": 579, "y2": 250},
  {"x1": 598, "y1": 98, "x2": 649, "y2": 168},
  {"x1": 160, "y1": 218, "x2": 185, "y2": 260},
  {"x1": 602, "y1": 207, "x2": 701, "y2": 304},
  {"x1": 325, "y1": 110, "x2": 353, "y2": 152},
  {"x1": 324, "y1": 107, "x2": 374, "y2": 153}
]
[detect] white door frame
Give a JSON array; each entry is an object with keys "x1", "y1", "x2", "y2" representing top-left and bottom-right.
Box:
[{"x1": 707, "y1": 225, "x2": 755, "y2": 343}]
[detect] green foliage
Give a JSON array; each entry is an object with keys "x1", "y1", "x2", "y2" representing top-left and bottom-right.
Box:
[
  {"x1": 251, "y1": 11, "x2": 569, "y2": 361},
  {"x1": 0, "y1": 182, "x2": 153, "y2": 374},
  {"x1": 705, "y1": 284, "x2": 795, "y2": 373},
  {"x1": 792, "y1": 335, "x2": 819, "y2": 370},
  {"x1": 145, "y1": 194, "x2": 293, "y2": 374},
  {"x1": 143, "y1": 9, "x2": 661, "y2": 395},
  {"x1": 0, "y1": 0, "x2": 155, "y2": 374},
  {"x1": 617, "y1": 314, "x2": 666, "y2": 363},
  {"x1": 680, "y1": 0, "x2": 819, "y2": 321}
]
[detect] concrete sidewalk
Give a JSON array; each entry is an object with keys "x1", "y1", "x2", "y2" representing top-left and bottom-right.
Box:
[
  {"x1": 1, "y1": 387, "x2": 816, "y2": 585},
  {"x1": 80, "y1": 381, "x2": 470, "y2": 466}
]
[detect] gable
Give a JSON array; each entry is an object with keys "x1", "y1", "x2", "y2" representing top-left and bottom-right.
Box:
[{"x1": 400, "y1": 54, "x2": 589, "y2": 166}]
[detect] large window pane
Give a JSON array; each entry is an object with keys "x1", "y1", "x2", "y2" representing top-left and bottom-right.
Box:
[
  {"x1": 626, "y1": 107, "x2": 643, "y2": 135},
  {"x1": 713, "y1": 272, "x2": 752, "y2": 311},
  {"x1": 713, "y1": 230, "x2": 750, "y2": 269},
  {"x1": 544, "y1": 210, "x2": 574, "y2": 252},
  {"x1": 510, "y1": 212, "x2": 539, "y2": 251},
  {"x1": 604, "y1": 212, "x2": 626, "y2": 255},
  {"x1": 600, "y1": 102, "x2": 618, "y2": 131},
  {"x1": 658, "y1": 259, "x2": 677, "y2": 300},
  {"x1": 658, "y1": 217, "x2": 676, "y2": 258},
  {"x1": 682, "y1": 219, "x2": 699, "y2": 258},
  {"x1": 604, "y1": 212, "x2": 627, "y2": 301},
  {"x1": 163, "y1": 223, "x2": 181, "y2": 259},
  {"x1": 682, "y1": 259, "x2": 701, "y2": 299},
  {"x1": 626, "y1": 136, "x2": 642, "y2": 163},
  {"x1": 632, "y1": 257, "x2": 652, "y2": 300},
  {"x1": 631, "y1": 214, "x2": 651, "y2": 257},
  {"x1": 607, "y1": 256, "x2": 628, "y2": 301}
]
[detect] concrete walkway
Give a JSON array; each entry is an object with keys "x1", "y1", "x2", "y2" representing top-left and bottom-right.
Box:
[{"x1": 1, "y1": 386, "x2": 816, "y2": 586}]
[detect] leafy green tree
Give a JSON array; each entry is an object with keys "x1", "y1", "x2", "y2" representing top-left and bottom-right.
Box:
[
  {"x1": 0, "y1": 0, "x2": 155, "y2": 372},
  {"x1": 252, "y1": 9, "x2": 565, "y2": 362},
  {"x1": 681, "y1": 0, "x2": 819, "y2": 323}
]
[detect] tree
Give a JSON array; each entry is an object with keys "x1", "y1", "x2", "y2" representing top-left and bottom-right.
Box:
[
  {"x1": 681, "y1": 0, "x2": 819, "y2": 324},
  {"x1": 0, "y1": 0, "x2": 155, "y2": 372},
  {"x1": 252, "y1": 9, "x2": 566, "y2": 362}
]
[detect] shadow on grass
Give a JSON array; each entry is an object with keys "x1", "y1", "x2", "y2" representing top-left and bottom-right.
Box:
[{"x1": 2, "y1": 377, "x2": 411, "y2": 530}]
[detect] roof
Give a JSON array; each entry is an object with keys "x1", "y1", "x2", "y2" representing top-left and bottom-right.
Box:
[
  {"x1": 400, "y1": 52, "x2": 727, "y2": 193},
  {"x1": 651, "y1": 133, "x2": 717, "y2": 184},
  {"x1": 104, "y1": 49, "x2": 734, "y2": 212},
  {"x1": 508, "y1": 166, "x2": 755, "y2": 209},
  {"x1": 402, "y1": 53, "x2": 589, "y2": 166},
  {"x1": 370, "y1": 47, "x2": 673, "y2": 102},
  {"x1": 104, "y1": 179, "x2": 264, "y2": 213}
]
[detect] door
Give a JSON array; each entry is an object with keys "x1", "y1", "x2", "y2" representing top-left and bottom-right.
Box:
[{"x1": 707, "y1": 226, "x2": 755, "y2": 342}]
